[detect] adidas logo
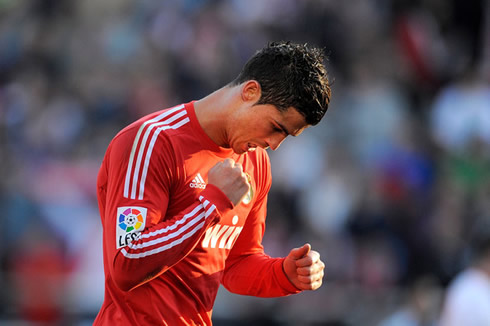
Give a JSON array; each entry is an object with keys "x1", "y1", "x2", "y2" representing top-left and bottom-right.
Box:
[{"x1": 190, "y1": 173, "x2": 206, "y2": 189}]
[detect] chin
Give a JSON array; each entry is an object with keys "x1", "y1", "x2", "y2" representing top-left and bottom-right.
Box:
[
  {"x1": 231, "y1": 146, "x2": 245, "y2": 155},
  {"x1": 237, "y1": 149, "x2": 248, "y2": 155},
  {"x1": 232, "y1": 143, "x2": 254, "y2": 155},
  {"x1": 233, "y1": 147, "x2": 248, "y2": 155}
]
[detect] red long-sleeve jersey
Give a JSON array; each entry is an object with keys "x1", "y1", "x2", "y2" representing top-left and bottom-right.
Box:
[{"x1": 94, "y1": 102, "x2": 300, "y2": 325}]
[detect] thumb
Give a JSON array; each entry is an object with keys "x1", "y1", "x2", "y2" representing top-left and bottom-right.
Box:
[{"x1": 289, "y1": 243, "x2": 311, "y2": 260}]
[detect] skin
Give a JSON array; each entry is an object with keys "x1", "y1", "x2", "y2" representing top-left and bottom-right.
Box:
[
  {"x1": 195, "y1": 80, "x2": 308, "y2": 153},
  {"x1": 283, "y1": 243, "x2": 325, "y2": 290},
  {"x1": 208, "y1": 158, "x2": 249, "y2": 206},
  {"x1": 195, "y1": 80, "x2": 325, "y2": 291}
]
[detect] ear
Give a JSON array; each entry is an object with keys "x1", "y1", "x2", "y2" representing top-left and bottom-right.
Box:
[{"x1": 241, "y1": 80, "x2": 261, "y2": 103}]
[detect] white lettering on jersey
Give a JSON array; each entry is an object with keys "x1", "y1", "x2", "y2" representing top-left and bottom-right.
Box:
[
  {"x1": 189, "y1": 173, "x2": 206, "y2": 189},
  {"x1": 202, "y1": 215, "x2": 243, "y2": 249}
]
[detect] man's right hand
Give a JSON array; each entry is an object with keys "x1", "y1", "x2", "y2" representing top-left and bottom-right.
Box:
[{"x1": 208, "y1": 159, "x2": 249, "y2": 206}]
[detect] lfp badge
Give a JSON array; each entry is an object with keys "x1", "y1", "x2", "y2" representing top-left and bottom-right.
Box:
[{"x1": 116, "y1": 206, "x2": 147, "y2": 249}]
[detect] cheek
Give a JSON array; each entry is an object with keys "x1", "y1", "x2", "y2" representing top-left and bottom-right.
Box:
[
  {"x1": 245, "y1": 129, "x2": 267, "y2": 142},
  {"x1": 246, "y1": 121, "x2": 269, "y2": 136},
  {"x1": 234, "y1": 117, "x2": 269, "y2": 142}
]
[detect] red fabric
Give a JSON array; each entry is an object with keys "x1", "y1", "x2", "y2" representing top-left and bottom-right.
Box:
[{"x1": 94, "y1": 102, "x2": 300, "y2": 326}]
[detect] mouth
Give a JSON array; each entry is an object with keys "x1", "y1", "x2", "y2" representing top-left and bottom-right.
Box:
[{"x1": 247, "y1": 143, "x2": 257, "y2": 152}]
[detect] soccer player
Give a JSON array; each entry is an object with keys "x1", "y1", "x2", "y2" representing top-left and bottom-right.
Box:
[{"x1": 94, "y1": 41, "x2": 332, "y2": 325}]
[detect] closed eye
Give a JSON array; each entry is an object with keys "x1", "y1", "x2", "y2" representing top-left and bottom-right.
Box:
[
  {"x1": 272, "y1": 125, "x2": 283, "y2": 133},
  {"x1": 272, "y1": 122, "x2": 290, "y2": 136}
]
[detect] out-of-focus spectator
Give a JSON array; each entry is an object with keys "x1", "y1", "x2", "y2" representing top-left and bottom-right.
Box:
[
  {"x1": 438, "y1": 218, "x2": 490, "y2": 326},
  {"x1": 9, "y1": 224, "x2": 68, "y2": 325},
  {"x1": 430, "y1": 70, "x2": 490, "y2": 154},
  {"x1": 378, "y1": 276, "x2": 442, "y2": 326}
]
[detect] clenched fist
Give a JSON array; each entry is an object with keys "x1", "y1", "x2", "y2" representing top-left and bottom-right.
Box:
[
  {"x1": 283, "y1": 243, "x2": 325, "y2": 291},
  {"x1": 208, "y1": 158, "x2": 249, "y2": 206}
]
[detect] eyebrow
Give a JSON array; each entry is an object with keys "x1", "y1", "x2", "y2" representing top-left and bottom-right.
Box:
[{"x1": 276, "y1": 122, "x2": 295, "y2": 137}]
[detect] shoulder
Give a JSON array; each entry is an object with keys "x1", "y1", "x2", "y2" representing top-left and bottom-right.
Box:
[
  {"x1": 109, "y1": 104, "x2": 193, "y2": 153},
  {"x1": 118, "y1": 104, "x2": 189, "y2": 140},
  {"x1": 102, "y1": 105, "x2": 195, "y2": 184}
]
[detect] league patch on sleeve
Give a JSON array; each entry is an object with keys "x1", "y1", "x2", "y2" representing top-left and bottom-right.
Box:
[{"x1": 116, "y1": 206, "x2": 147, "y2": 249}]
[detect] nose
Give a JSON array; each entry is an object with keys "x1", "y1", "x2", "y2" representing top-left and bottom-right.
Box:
[{"x1": 266, "y1": 135, "x2": 286, "y2": 151}]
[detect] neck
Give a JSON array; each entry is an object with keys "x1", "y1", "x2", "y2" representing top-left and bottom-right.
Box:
[{"x1": 194, "y1": 85, "x2": 237, "y2": 148}]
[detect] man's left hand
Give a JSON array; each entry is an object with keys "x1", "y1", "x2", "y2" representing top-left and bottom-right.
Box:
[{"x1": 283, "y1": 243, "x2": 325, "y2": 291}]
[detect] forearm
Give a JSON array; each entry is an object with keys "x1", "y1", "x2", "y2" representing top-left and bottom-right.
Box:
[
  {"x1": 222, "y1": 253, "x2": 301, "y2": 297},
  {"x1": 111, "y1": 186, "x2": 232, "y2": 291}
]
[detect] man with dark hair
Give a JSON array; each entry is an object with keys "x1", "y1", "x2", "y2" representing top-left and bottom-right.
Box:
[
  {"x1": 94, "y1": 41, "x2": 331, "y2": 325},
  {"x1": 231, "y1": 42, "x2": 330, "y2": 126}
]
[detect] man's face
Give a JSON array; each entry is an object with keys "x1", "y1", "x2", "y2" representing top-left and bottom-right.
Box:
[{"x1": 228, "y1": 104, "x2": 309, "y2": 154}]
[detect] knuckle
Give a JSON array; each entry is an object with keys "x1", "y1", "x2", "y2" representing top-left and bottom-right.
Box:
[{"x1": 315, "y1": 262, "x2": 324, "y2": 271}]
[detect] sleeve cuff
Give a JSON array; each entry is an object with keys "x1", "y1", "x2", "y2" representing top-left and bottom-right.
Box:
[
  {"x1": 200, "y1": 184, "x2": 234, "y2": 216},
  {"x1": 273, "y1": 258, "x2": 302, "y2": 294}
]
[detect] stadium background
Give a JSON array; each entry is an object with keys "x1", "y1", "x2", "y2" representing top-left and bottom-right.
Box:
[{"x1": 0, "y1": 0, "x2": 489, "y2": 325}]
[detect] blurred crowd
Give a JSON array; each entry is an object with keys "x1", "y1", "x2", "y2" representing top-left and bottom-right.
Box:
[{"x1": 1, "y1": 0, "x2": 489, "y2": 325}]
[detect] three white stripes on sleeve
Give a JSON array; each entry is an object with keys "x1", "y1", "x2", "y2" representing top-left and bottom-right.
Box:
[
  {"x1": 123, "y1": 105, "x2": 189, "y2": 200},
  {"x1": 121, "y1": 196, "x2": 216, "y2": 259}
]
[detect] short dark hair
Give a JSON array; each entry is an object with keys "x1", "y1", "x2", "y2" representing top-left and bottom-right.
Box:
[{"x1": 231, "y1": 41, "x2": 331, "y2": 125}]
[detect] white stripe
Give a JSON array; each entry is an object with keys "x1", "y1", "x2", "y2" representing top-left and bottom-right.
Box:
[
  {"x1": 200, "y1": 197, "x2": 210, "y2": 209},
  {"x1": 205, "y1": 204, "x2": 216, "y2": 218},
  {"x1": 138, "y1": 203, "x2": 202, "y2": 239},
  {"x1": 123, "y1": 105, "x2": 184, "y2": 198},
  {"x1": 138, "y1": 117, "x2": 190, "y2": 199},
  {"x1": 129, "y1": 211, "x2": 205, "y2": 249},
  {"x1": 131, "y1": 110, "x2": 187, "y2": 199},
  {"x1": 197, "y1": 173, "x2": 205, "y2": 184},
  {"x1": 121, "y1": 221, "x2": 206, "y2": 259}
]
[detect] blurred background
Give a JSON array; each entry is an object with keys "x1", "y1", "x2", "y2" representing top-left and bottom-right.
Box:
[{"x1": 1, "y1": 0, "x2": 489, "y2": 325}]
